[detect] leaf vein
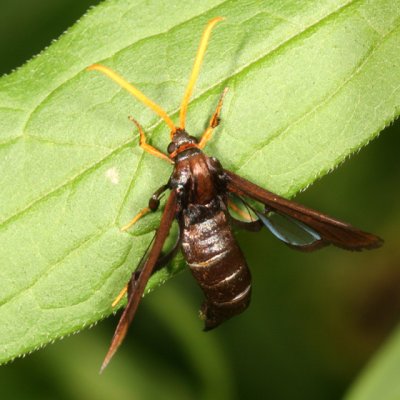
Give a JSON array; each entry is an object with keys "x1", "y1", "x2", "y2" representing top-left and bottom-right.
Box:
[{"x1": 0, "y1": 227, "x2": 112, "y2": 307}]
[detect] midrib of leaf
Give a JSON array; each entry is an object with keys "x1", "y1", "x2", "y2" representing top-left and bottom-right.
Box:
[{"x1": 0, "y1": 227, "x2": 111, "y2": 308}]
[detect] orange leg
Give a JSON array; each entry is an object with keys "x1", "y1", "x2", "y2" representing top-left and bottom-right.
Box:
[
  {"x1": 198, "y1": 88, "x2": 228, "y2": 149},
  {"x1": 114, "y1": 205, "x2": 154, "y2": 307},
  {"x1": 112, "y1": 285, "x2": 128, "y2": 307},
  {"x1": 121, "y1": 181, "x2": 169, "y2": 233},
  {"x1": 114, "y1": 206, "x2": 151, "y2": 307},
  {"x1": 120, "y1": 206, "x2": 152, "y2": 232},
  {"x1": 129, "y1": 116, "x2": 173, "y2": 163},
  {"x1": 116, "y1": 183, "x2": 169, "y2": 307}
]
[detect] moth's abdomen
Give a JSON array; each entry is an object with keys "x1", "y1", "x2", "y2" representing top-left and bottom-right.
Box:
[{"x1": 182, "y1": 207, "x2": 251, "y2": 330}]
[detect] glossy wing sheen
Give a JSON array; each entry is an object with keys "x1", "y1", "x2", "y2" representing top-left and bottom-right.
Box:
[
  {"x1": 101, "y1": 191, "x2": 177, "y2": 372},
  {"x1": 255, "y1": 210, "x2": 327, "y2": 251},
  {"x1": 225, "y1": 170, "x2": 383, "y2": 251}
]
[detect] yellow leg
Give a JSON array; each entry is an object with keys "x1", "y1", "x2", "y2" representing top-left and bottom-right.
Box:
[
  {"x1": 121, "y1": 206, "x2": 151, "y2": 232},
  {"x1": 128, "y1": 117, "x2": 173, "y2": 163},
  {"x1": 112, "y1": 285, "x2": 128, "y2": 308},
  {"x1": 121, "y1": 181, "x2": 168, "y2": 232},
  {"x1": 116, "y1": 184, "x2": 167, "y2": 306},
  {"x1": 115, "y1": 206, "x2": 153, "y2": 306},
  {"x1": 198, "y1": 88, "x2": 228, "y2": 149}
]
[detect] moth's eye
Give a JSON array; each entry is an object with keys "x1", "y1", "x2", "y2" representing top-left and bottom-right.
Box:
[{"x1": 167, "y1": 142, "x2": 176, "y2": 154}]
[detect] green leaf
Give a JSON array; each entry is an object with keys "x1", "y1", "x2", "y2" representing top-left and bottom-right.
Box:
[
  {"x1": 0, "y1": 0, "x2": 399, "y2": 364},
  {"x1": 344, "y1": 326, "x2": 400, "y2": 400}
]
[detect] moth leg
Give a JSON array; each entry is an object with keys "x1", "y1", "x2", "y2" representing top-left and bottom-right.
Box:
[
  {"x1": 112, "y1": 269, "x2": 144, "y2": 309},
  {"x1": 115, "y1": 184, "x2": 170, "y2": 306},
  {"x1": 129, "y1": 116, "x2": 173, "y2": 164},
  {"x1": 198, "y1": 87, "x2": 228, "y2": 149},
  {"x1": 120, "y1": 207, "x2": 151, "y2": 232},
  {"x1": 121, "y1": 184, "x2": 169, "y2": 232},
  {"x1": 112, "y1": 286, "x2": 128, "y2": 307},
  {"x1": 112, "y1": 224, "x2": 181, "y2": 308}
]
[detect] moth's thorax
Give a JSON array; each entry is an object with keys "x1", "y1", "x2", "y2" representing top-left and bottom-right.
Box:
[{"x1": 170, "y1": 149, "x2": 225, "y2": 206}]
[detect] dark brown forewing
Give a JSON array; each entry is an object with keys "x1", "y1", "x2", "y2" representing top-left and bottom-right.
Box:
[
  {"x1": 100, "y1": 191, "x2": 177, "y2": 372},
  {"x1": 225, "y1": 170, "x2": 383, "y2": 251}
]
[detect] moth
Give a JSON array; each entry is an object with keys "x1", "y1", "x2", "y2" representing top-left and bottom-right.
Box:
[{"x1": 88, "y1": 17, "x2": 382, "y2": 371}]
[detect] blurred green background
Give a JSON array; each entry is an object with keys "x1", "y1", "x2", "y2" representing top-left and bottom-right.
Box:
[{"x1": 0, "y1": 1, "x2": 399, "y2": 399}]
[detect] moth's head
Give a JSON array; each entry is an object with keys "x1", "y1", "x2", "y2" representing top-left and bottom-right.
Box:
[{"x1": 167, "y1": 129, "x2": 199, "y2": 159}]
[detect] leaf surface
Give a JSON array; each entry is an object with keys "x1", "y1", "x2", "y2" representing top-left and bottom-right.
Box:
[
  {"x1": 1, "y1": 0, "x2": 399, "y2": 362},
  {"x1": 344, "y1": 326, "x2": 400, "y2": 400}
]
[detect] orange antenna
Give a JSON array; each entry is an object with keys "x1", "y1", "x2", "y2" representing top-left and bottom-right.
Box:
[
  {"x1": 87, "y1": 64, "x2": 176, "y2": 134},
  {"x1": 179, "y1": 17, "x2": 224, "y2": 130}
]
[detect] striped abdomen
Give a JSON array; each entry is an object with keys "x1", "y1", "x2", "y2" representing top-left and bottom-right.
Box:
[{"x1": 181, "y1": 204, "x2": 251, "y2": 330}]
